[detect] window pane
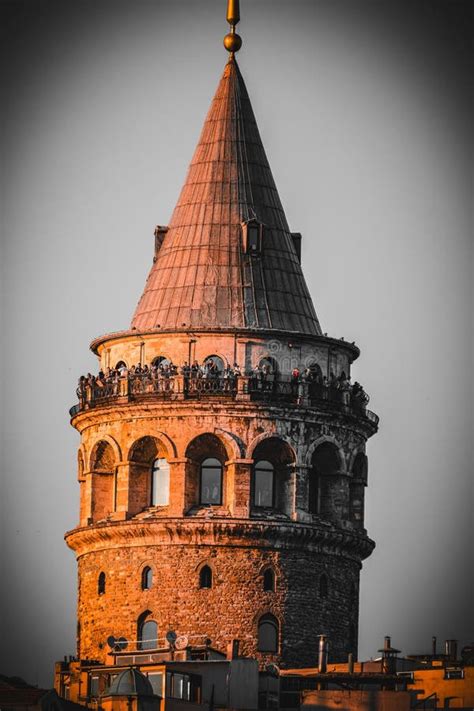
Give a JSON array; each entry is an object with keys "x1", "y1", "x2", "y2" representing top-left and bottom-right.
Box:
[
  {"x1": 200, "y1": 459, "x2": 222, "y2": 504},
  {"x1": 258, "y1": 620, "x2": 278, "y2": 652},
  {"x1": 152, "y1": 458, "x2": 170, "y2": 506},
  {"x1": 254, "y1": 461, "x2": 274, "y2": 507},
  {"x1": 140, "y1": 620, "x2": 158, "y2": 650},
  {"x1": 90, "y1": 676, "x2": 99, "y2": 698},
  {"x1": 148, "y1": 673, "x2": 163, "y2": 697}
]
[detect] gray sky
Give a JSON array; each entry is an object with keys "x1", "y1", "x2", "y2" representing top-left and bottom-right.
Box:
[{"x1": 1, "y1": 0, "x2": 472, "y2": 687}]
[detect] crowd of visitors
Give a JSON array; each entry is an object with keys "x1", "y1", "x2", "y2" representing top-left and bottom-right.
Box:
[{"x1": 76, "y1": 359, "x2": 368, "y2": 409}]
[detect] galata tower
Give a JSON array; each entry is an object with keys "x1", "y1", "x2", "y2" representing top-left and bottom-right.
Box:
[{"x1": 67, "y1": 0, "x2": 378, "y2": 670}]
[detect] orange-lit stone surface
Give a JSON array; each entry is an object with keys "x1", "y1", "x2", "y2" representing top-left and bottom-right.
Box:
[{"x1": 67, "y1": 55, "x2": 378, "y2": 670}]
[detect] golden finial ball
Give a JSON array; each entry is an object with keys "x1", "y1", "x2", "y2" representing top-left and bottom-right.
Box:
[{"x1": 224, "y1": 32, "x2": 242, "y2": 53}]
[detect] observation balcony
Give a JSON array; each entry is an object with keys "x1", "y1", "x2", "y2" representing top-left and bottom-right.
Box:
[{"x1": 70, "y1": 372, "x2": 379, "y2": 426}]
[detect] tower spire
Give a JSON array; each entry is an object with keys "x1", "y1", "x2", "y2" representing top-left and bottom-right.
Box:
[{"x1": 224, "y1": 0, "x2": 242, "y2": 55}]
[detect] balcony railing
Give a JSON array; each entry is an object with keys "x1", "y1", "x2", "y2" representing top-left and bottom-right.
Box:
[{"x1": 71, "y1": 373, "x2": 379, "y2": 426}]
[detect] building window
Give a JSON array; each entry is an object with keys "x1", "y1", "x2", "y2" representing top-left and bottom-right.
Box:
[
  {"x1": 151, "y1": 458, "x2": 170, "y2": 506},
  {"x1": 253, "y1": 460, "x2": 274, "y2": 508},
  {"x1": 263, "y1": 568, "x2": 275, "y2": 592},
  {"x1": 166, "y1": 672, "x2": 201, "y2": 702},
  {"x1": 200, "y1": 458, "x2": 223, "y2": 505},
  {"x1": 199, "y1": 565, "x2": 212, "y2": 589},
  {"x1": 147, "y1": 673, "x2": 164, "y2": 697},
  {"x1": 319, "y1": 574, "x2": 328, "y2": 599},
  {"x1": 142, "y1": 566, "x2": 153, "y2": 590},
  {"x1": 242, "y1": 219, "x2": 263, "y2": 255},
  {"x1": 98, "y1": 572, "x2": 106, "y2": 595},
  {"x1": 138, "y1": 616, "x2": 158, "y2": 651},
  {"x1": 258, "y1": 614, "x2": 279, "y2": 652},
  {"x1": 152, "y1": 355, "x2": 171, "y2": 368}
]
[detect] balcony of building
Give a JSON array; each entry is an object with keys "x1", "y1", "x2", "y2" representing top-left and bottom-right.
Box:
[{"x1": 70, "y1": 370, "x2": 378, "y2": 426}]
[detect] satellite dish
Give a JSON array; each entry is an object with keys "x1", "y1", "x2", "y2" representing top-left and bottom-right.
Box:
[
  {"x1": 166, "y1": 630, "x2": 177, "y2": 645},
  {"x1": 106, "y1": 635, "x2": 128, "y2": 652},
  {"x1": 175, "y1": 635, "x2": 188, "y2": 651},
  {"x1": 265, "y1": 663, "x2": 280, "y2": 678}
]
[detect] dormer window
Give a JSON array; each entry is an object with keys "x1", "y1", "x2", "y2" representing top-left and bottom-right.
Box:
[{"x1": 242, "y1": 219, "x2": 263, "y2": 256}]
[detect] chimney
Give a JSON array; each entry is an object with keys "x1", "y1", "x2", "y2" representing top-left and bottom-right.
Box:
[
  {"x1": 445, "y1": 640, "x2": 458, "y2": 661},
  {"x1": 227, "y1": 639, "x2": 240, "y2": 660},
  {"x1": 384, "y1": 636, "x2": 391, "y2": 651},
  {"x1": 348, "y1": 653, "x2": 354, "y2": 674},
  {"x1": 318, "y1": 635, "x2": 328, "y2": 673}
]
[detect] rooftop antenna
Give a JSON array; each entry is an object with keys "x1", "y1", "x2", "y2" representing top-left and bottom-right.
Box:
[{"x1": 224, "y1": 0, "x2": 242, "y2": 56}]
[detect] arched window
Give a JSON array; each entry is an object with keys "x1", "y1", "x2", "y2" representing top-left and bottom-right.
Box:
[
  {"x1": 151, "y1": 458, "x2": 170, "y2": 507},
  {"x1": 263, "y1": 568, "x2": 275, "y2": 592},
  {"x1": 200, "y1": 458, "x2": 223, "y2": 505},
  {"x1": 115, "y1": 361, "x2": 127, "y2": 370},
  {"x1": 253, "y1": 460, "x2": 274, "y2": 508},
  {"x1": 309, "y1": 443, "x2": 340, "y2": 516},
  {"x1": 98, "y1": 572, "x2": 106, "y2": 595},
  {"x1": 258, "y1": 614, "x2": 279, "y2": 652},
  {"x1": 203, "y1": 355, "x2": 225, "y2": 374},
  {"x1": 152, "y1": 356, "x2": 171, "y2": 368},
  {"x1": 138, "y1": 614, "x2": 158, "y2": 651},
  {"x1": 319, "y1": 574, "x2": 328, "y2": 599},
  {"x1": 142, "y1": 566, "x2": 153, "y2": 590},
  {"x1": 199, "y1": 565, "x2": 212, "y2": 589}
]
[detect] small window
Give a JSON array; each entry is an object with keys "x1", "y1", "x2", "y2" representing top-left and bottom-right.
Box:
[
  {"x1": 151, "y1": 458, "x2": 170, "y2": 506},
  {"x1": 200, "y1": 458, "x2": 223, "y2": 505},
  {"x1": 263, "y1": 568, "x2": 275, "y2": 592},
  {"x1": 319, "y1": 574, "x2": 328, "y2": 599},
  {"x1": 89, "y1": 675, "x2": 100, "y2": 698},
  {"x1": 147, "y1": 673, "x2": 164, "y2": 697},
  {"x1": 254, "y1": 460, "x2": 274, "y2": 508},
  {"x1": 98, "y1": 572, "x2": 106, "y2": 595},
  {"x1": 242, "y1": 219, "x2": 263, "y2": 255},
  {"x1": 199, "y1": 565, "x2": 212, "y2": 589},
  {"x1": 258, "y1": 614, "x2": 279, "y2": 652},
  {"x1": 138, "y1": 618, "x2": 158, "y2": 651},
  {"x1": 142, "y1": 566, "x2": 153, "y2": 590}
]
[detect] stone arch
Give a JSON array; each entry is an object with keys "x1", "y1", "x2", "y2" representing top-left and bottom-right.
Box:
[
  {"x1": 184, "y1": 433, "x2": 230, "y2": 510},
  {"x1": 308, "y1": 439, "x2": 347, "y2": 522},
  {"x1": 127, "y1": 435, "x2": 173, "y2": 515},
  {"x1": 305, "y1": 435, "x2": 345, "y2": 471},
  {"x1": 213, "y1": 428, "x2": 244, "y2": 459},
  {"x1": 247, "y1": 432, "x2": 296, "y2": 461},
  {"x1": 88, "y1": 435, "x2": 122, "y2": 471},
  {"x1": 203, "y1": 353, "x2": 228, "y2": 372},
  {"x1": 89, "y1": 438, "x2": 118, "y2": 522},
  {"x1": 250, "y1": 436, "x2": 296, "y2": 517}
]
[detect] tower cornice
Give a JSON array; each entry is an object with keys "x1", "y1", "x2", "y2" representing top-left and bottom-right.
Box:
[{"x1": 65, "y1": 517, "x2": 375, "y2": 563}]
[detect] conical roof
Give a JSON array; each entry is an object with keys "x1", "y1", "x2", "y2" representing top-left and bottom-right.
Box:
[{"x1": 132, "y1": 57, "x2": 322, "y2": 336}]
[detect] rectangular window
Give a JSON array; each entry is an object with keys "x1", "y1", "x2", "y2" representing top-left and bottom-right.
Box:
[
  {"x1": 89, "y1": 676, "x2": 99, "y2": 698},
  {"x1": 200, "y1": 465, "x2": 222, "y2": 505},
  {"x1": 254, "y1": 469, "x2": 274, "y2": 507},
  {"x1": 147, "y1": 672, "x2": 164, "y2": 697}
]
